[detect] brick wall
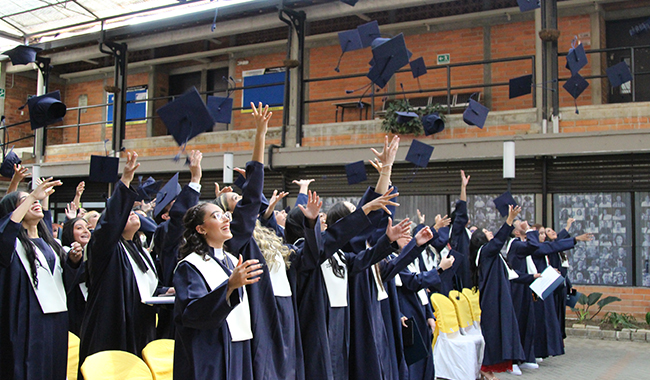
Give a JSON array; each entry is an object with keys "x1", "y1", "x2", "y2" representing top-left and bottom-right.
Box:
[
  {"x1": 569, "y1": 285, "x2": 650, "y2": 321},
  {"x1": 558, "y1": 15, "x2": 593, "y2": 109},
  {"x1": 4, "y1": 74, "x2": 37, "y2": 148}
]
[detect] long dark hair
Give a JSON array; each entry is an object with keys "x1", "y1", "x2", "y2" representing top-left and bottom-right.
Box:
[
  {"x1": 179, "y1": 203, "x2": 212, "y2": 260},
  {"x1": 284, "y1": 207, "x2": 305, "y2": 245},
  {"x1": 0, "y1": 191, "x2": 66, "y2": 288},
  {"x1": 324, "y1": 202, "x2": 352, "y2": 278},
  {"x1": 61, "y1": 217, "x2": 86, "y2": 248},
  {"x1": 469, "y1": 229, "x2": 488, "y2": 289}
]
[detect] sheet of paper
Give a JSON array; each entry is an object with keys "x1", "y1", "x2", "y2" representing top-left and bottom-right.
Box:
[{"x1": 529, "y1": 266, "x2": 565, "y2": 300}]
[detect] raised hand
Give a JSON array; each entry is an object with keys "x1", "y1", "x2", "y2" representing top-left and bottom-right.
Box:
[
  {"x1": 215, "y1": 183, "x2": 233, "y2": 199},
  {"x1": 386, "y1": 217, "x2": 411, "y2": 243},
  {"x1": 251, "y1": 102, "x2": 272, "y2": 135},
  {"x1": 506, "y1": 205, "x2": 521, "y2": 226},
  {"x1": 120, "y1": 151, "x2": 140, "y2": 188},
  {"x1": 417, "y1": 209, "x2": 425, "y2": 225},
  {"x1": 228, "y1": 256, "x2": 263, "y2": 294},
  {"x1": 31, "y1": 177, "x2": 62, "y2": 201},
  {"x1": 415, "y1": 225, "x2": 434, "y2": 246},
  {"x1": 188, "y1": 150, "x2": 203, "y2": 184},
  {"x1": 69, "y1": 241, "x2": 83, "y2": 264},
  {"x1": 575, "y1": 233, "x2": 594, "y2": 242},
  {"x1": 439, "y1": 254, "x2": 455, "y2": 270},
  {"x1": 566, "y1": 217, "x2": 575, "y2": 231},
  {"x1": 292, "y1": 179, "x2": 314, "y2": 189},
  {"x1": 13, "y1": 164, "x2": 30, "y2": 182},
  {"x1": 75, "y1": 181, "x2": 85, "y2": 198},
  {"x1": 140, "y1": 199, "x2": 155, "y2": 214},
  {"x1": 433, "y1": 214, "x2": 451, "y2": 231},
  {"x1": 298, "y1": 190, "x2": 322, "y2": 220},
  {"x1": 361, "y1": 187, "x2": 399, "y2": 215},
  {"x1": 371, "y1": 135, "x2": 400, "y2": 167},
  {"x1": 369, "y1": 158, "x2": 383, "y2": 174},
  {"x1": 263, "y1": 189, "x2": 289, "y2": 220},
  {"x1": 234, "y1": 167, "x2": 246, "y2": 180},
  {"x1": 65, "y1": 202, "x2": 78, "y2": 220},
  {"x1": 461, "y1": 170, "x2": 470, "y2": 187}
]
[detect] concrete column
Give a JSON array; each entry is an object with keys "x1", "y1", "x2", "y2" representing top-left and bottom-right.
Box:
[
  {"x1": 288, "y1": 27, "x2": 300, "y2": 146},
  {"x1": 33, "y1": 65, "x2": 45, "y2": 187},
  {"x1": 535, "y1": 8, "x2": 544, "y2": 124},
  {"x1": 147, "y1": 66, "x2": 156, "y2": 137}
]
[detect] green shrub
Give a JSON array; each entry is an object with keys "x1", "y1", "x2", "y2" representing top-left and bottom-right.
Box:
[
  {"x1": 570, "y1": 292, "x2": 621, "y2": 322},
  {"x1": 381, "y1": 99, "x2": 446, "y2": 135},
  {"x1": 602, "y1": 312, "x2": 638, "y2": 330}
]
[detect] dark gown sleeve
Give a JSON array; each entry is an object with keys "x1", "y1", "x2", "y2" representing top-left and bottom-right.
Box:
[
  {"x1": 174, "y1": 261, "x2": 240, "y2": 330},
  {"x1": 88, "y1": 181, "x2": 137, "y2": 280},
  {"x1": 526, "y1": 230, "x2": 576, "y2": 256},
  {"x1": 346, "y1": 234, "x2": 396, "y2": 274},
  {"x1": 511, "y1": 270, "x2": 536, "y2": 285},
  {"x1": 449, "y1": 200, "x2": 468, "y2": 251},
  {"x1": 433, "y1": 227, "x2": 450, "y2": 252},
  {"x1": 379, "y1": 239, "x2": 425, "y2": 281},
  {"x1": 0, "y1": 214, "x2": 21, "y2": 267},
  {"x1": 478, "y1": 222, "x2": 514, "y2": 261},
  {"x1": 398, "y1": 267, "x2": 442, "y2": 293},
  {"x1": 294, "y1": 193, "x2": 308, "y2": 207},
  {"x1": 557, "y1": 229, "x2": 570, "y2": 240},
  {"x1": 42, "y1": 210, "x2": 53, "y2": 234},
  {"x1": 287, "y1": 217, "x2": 322, "y2": 272},
  {"x1": 226, "y1": 161, "x2": 264, "y2": 255},
  {"x1": 317, "y1": 208, "x2": 372, "y2": 261},
  {"x1": 259, "y1": 211, "x2": 284, "y2": 239}
]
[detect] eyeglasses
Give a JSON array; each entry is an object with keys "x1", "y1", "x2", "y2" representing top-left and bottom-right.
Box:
[{"x1": 205, "y1": 211, "x2": 232, "y2": 223}]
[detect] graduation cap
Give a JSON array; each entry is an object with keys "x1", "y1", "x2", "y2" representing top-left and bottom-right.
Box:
[
  {"x1": 563, "y1": 73, "x2": 589, "y2": 114},
  {"x1": 137, "y1": 213, "x2": 158, "y2": 235},
  {"x1": 516, "y1": 0, "x2": 540, "y2": 12},
  {"x1": 409, "y1": 57, "x2": 427, "y2": 79},
  {"x1": 1, "y1": 148, "x2": 22, "y2": 178},
  {"x1": 335, "y1": 29, "x2": 364, "y2": 72},
  {"x1": 24, "y1": 90, "x2": 67, "y2": 130},
  {"x1": 565, "y1": 40, "x2": 588, "y2": 76},
  {"x1": 463, "y1": 97, "x2": 489, "y2": 129},
  {"x1": 493, "y1": 191, "x2": 518, "y2": 217},
  {"x1": 340, "y1": 0, "x2": 358, "y2": 5},
  {"x1": 154, "y1": 173, "x2": 182, "y2": 217},
  {"x1": 367, "y1": 33, "x2": 411, "y2": 89},
  {"x1": 606, "y1": 62, "x2": 633, "y2": 88},
  {"x1": 395, "y1": 111, "x2": 419, "y2": 124},
  {"x1": 2, "y1": 45, "x2": 42, "y2": 66},
  {"x1": 566, "y1": 289, "x2": 582, "y2": 308},
  {"x1": 421, "y1": 112, "x2": 445, "y2": 136},
  {"x1": 345, "y1": 160, "x2": 367, "y2": 185},
  {"x1": 136, "y1": 176, "x2": 162, "y2": 202},
  {"x1": 509, "y1": 74, "x2": 533, "y2": 99},
  {"x1": 156, "y1": 87, "x2": 215, "y2": 147},
  {"x1": 405, "y1": 140, "x2": 434, "y2": 168},
  {"x1": 357, "y1": 20, "x2": 381, "y2": 48},
  {"x1": 207, "y1": 95, "x2": 234, "y2": 124},
  {"x1": 89, "y1": 155, "x2": 119, "y2": 183}
]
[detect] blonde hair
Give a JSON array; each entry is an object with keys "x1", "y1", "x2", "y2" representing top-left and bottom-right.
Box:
[
  {"x1": 82, "y1": 210, "x2": 101, "y2": 227},
  {"x1": 253, "y1": 220, "x2": 292, "y2": 269}
]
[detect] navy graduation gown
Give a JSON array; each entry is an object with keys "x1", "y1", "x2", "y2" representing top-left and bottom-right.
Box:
[
  {"x1": 449, "y1": 200, "x2": 471, "y2": 289},
  {"x1": 0, "y1": 213, "x2": 70, "y2": 380},
  {"x1": 548, "y1": 229, "x2": 571, "y2": 338},
  {"x1": 397, "y1": 259, "x2": 440, "y2": 380},
  {"x1": 173, "y1": 252, "x2": 253, "y2": 380},
  {"x1": 477, "y1": 223, "x2": 525, "y2": 366},
  {"x1": 64, "y1": 256, "x2": 87, "y2": 336},
  {"x1": 225, "y1": 161, "x2": 303, "y2": 380},
  {"x1": 79, "y1": 182, "x2": 157, "y2": 373}
]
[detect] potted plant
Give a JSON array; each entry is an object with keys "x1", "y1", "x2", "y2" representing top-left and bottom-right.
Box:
[{"x1": 382, "y1": 99, "x2": 446, "y2": 135}]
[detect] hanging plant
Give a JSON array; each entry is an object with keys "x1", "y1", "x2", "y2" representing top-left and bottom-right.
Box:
[{"x1": 382, "y1": 99, "x2": 446, "y2": 135}]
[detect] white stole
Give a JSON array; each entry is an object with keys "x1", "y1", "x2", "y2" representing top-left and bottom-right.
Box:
[
  {"x1": 121, "y1": 242, "x2": 158, "y2": 304},
  {"x1": 476, "y1": 245, "x2": 519, "y2": 280},
  {"x1": 268, "y1": 251, "x2": 292, "y2": 297},
  {"x1": 372, "y1": 263, "x2": 388, "y2": 301},
  {"x1": 64, "y1": 246, "x2": 89, "y2": 301},
  {"x1": 320, "y1": 251, "x2": 348, "y2": 307},
  {"x1": 15, "y1": 239, "x2": 67, "y2": 314},
  {"x1": 401, "y1": 259, "x2": 430, "y2": 305},
  {"x1": 182, "y1": 252, "x2": 253, "y2": 342}
]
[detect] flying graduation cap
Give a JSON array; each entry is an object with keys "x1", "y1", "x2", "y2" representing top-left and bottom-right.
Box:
[
  {"x1": 340, "y1": 0, "x2": 358, "y2": 5},
  {"x1": 89, "y1": 155, "x2": 119, "y2": 183},
  {"x1": 1, "y1": 148, "x2": 22, "y2": 178},
  {"x1": 421, "y1": 113, "x2": 444, "y2": 135},
  {"x1": 563, "y1": 73, "x2": 589, "y2": 114},
  {"x1": 463, "y1": 95, "x2": 489, "y2": 129},
  {"x1": 367, "y1": 33, "x2": 411, "y2": 89},
  {"x1": 153, "y1": 173, "x2": 182, "y2": 218},
  {"x1": 516, "y1": 0, "x2": 540, "y2": 13},
  {"x1": 405, "y1": 140, "x2": 434, "y2": 168},
  {"x1": 395, "y1": 111, "x2": 419, "y2": 124},
  {"x1": 157, "y1": 87, "x2": 215, "y2": 148},
  {"x1": 23, "y1": 90, "x2": 67, "y2": 130},
  {"x1": 335, "y1": 29, "x2": 364, "y2": 72},
  {"x1": 357, "y1": 20, "x2": 381, "y2": 48},
  {"x1": 136, "y1": 176, "x2": 162, "y2": 202},
  {"x1": 565, "y1": 38, "x2": 588, "y2": 76},
  {"x1": 2, "y1": 45, "x2": 42, "y2": 66},
  {"x1": 493, "y1": 191, "x2": 518, "y2": 217},
  {"x1": 606, "y1": 62, "x2": 633, "y2": 88},
  {"x1": 509, "y1": 74, "x2": 533, "y2": 99},
  {"x1": 207, "y1": 95, "x2": 234, "y2": 124},
  {"x1": 345, "y1": 160, "x2": 367, "y2": 185}
]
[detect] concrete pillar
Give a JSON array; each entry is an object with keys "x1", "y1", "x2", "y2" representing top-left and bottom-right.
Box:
[{"x1": 147, "y1": 66, "x2": 156, "y2": 137}]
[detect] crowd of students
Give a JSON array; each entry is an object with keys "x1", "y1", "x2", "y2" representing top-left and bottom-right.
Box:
[{"x1": 0, "y1": 103, "x2": 592, "y2": 380}]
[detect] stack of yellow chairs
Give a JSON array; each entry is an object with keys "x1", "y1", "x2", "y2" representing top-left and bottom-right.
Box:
[
  {"x1": 430, "y1": 293, "x2": 482, "y2": 380},
  {"x1": 142, "y1": 339, "x2": 175, "y2": 380},
  {"x1": 80, "y1": 351, "x2": 153, "y2": 380},
  {"x1": 449, "y1": 290, "x2": 485, "y2": 378},
  {"x1": 462, "y1": 288, "x2": 482, "y2": 327},
  {"x1": 68, "y1": 332, "x2": 80, "y2": 380}
]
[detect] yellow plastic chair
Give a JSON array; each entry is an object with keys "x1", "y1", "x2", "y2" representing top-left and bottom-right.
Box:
[
  {"x1": 80, "y1": 350, "x2": 153, "y2": 380},
  {"x1": 430, "y1": 293, "x2": 481, "y2": 380},
  {"x1": 142, "y1": 339, "x2": 174, "y2": 380},
  {"x1": 68, "y1": 332, "x2": 80, "y2": 380},
  {"x1": 462, "y1": 288, "x2": 482, "y2": 323},
  {"x1": 448, "y1": 290, "x2": 474, "y2": 329}
]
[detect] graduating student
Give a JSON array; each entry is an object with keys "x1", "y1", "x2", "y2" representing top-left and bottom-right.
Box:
[
  {"x1": 0, "y1": 178, "x2": 75, "y2": 379},
  {"x1": 469, "y1": 205, "x2": 526, "y2": 380},
  {"x1": 545, "y1": 218, "x2": 575, "y2": 338},
  {"x1": 61, "y1": 216, "x2": 91, "y2": 335},
  {"x1": 173, "y1": 196, "x2": 262, "y2": 379},
  {"x1": 396, "y1": 224, "x2": 455, "y2": 380},
  {"x1": 78, "y1": 152, "x2": 166, "y2": 373}
]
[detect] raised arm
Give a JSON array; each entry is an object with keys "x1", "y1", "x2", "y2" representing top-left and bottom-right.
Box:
[
  {"x1": 481, "y1": 205, "x2": 519, "y2": 258},
  {"x1": 370, "y1": 135, "x2": 399, "y2": 196},
  {"x1": 72, "y1": 181, "x2": 85, "y2": 208},
  {"x1": 6, "y1": 164, "x2": 30, "y2": 195},
  {"x1": 251, "y1": 102, "x2": 271, "y2": 164},
  {"x1": 292, "y1": 179, "x2": 313, "y2": 207},
  {"x1": 379, "y1": 224, "x2": 432, "y2": 281}
]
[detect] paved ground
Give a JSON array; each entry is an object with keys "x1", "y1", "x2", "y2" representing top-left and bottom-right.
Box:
[{"x1": 496, "y1": 337, "x2": 649, "y2": 380}]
